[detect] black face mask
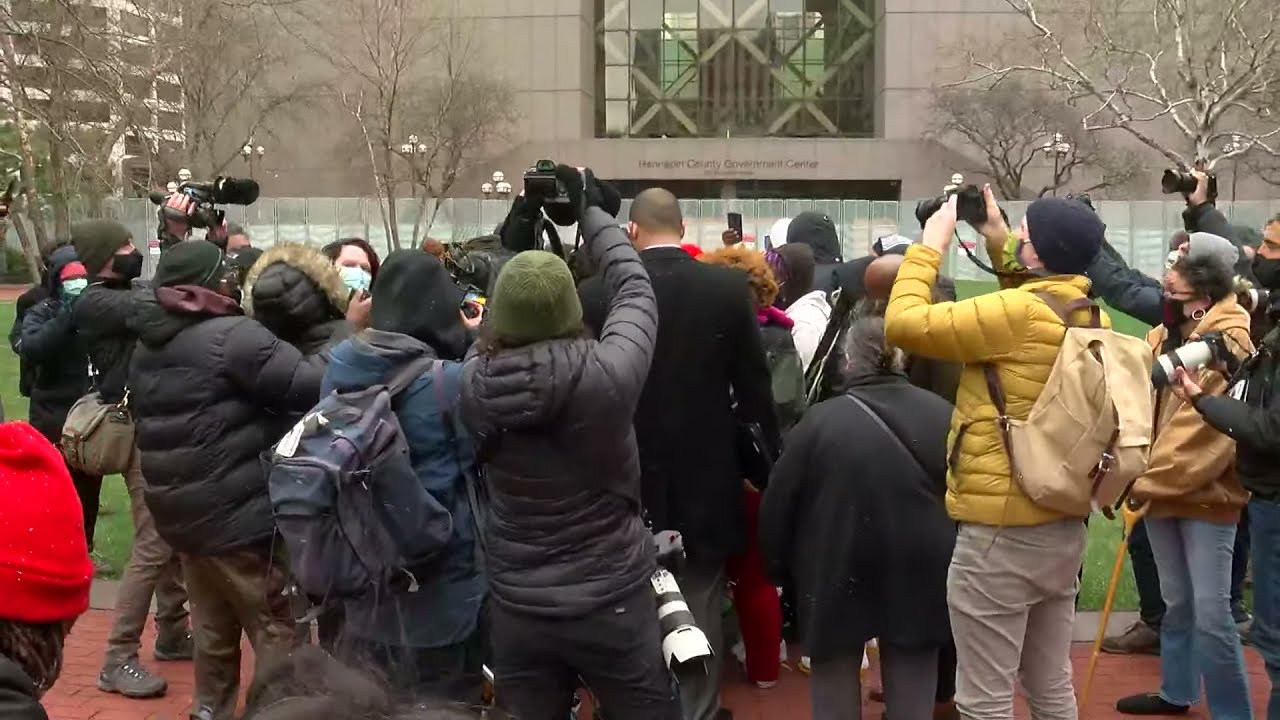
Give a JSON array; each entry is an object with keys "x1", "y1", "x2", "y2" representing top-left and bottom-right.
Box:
[
  {"x1": 1160, "y1": 298, "x2": 1186, "y2": 328},
  {"x1": 1253, "y1": 254, "x2": 1280, "y2": 290},
  {"x1": 111, "y1": 251, "x2": 144, "y2": 280}
]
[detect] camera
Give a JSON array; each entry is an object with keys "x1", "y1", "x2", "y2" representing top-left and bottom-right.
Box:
[
  {"x1": 1240, "y1": 287, "x2": 1271, "y2": 314},
  {"x1": 652, "y1": 530, "x2": 713, "y2": 671},
  {"x1": 150, "y1": 176, "x2": 260, "y2": 250},
  {"x1": 1161, "y1": 169, "x2": 1218, "y2": 201},
  {"x1": 1151, "y1": 330, "x2": 1241, "y2": 388},
  {"x1": 523, "y1": 159, "x2": 571, "y2": 206},
  {"x1": 915, "y1": 184, "x2": 988, "y2": 227}
]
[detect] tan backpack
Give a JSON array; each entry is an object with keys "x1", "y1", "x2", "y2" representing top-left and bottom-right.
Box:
[{"x1": 985, "y1": 293, "x2": 1154, "y2": 518}]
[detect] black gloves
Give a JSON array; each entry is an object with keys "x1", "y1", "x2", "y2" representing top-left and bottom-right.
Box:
[{"x1": 546, "y1": 164, "x2": 622, "y2": 225}]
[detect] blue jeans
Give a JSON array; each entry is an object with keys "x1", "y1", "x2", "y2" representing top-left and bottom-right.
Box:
[
  {"x1": 1145, "y1": 517, "x2": 1253, "y2": 720},
  {"x1": 1251, "y1": 499, "x2": 1280, "y2": 720}
]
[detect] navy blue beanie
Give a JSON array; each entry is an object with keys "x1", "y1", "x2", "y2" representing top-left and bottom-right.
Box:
[{"x1": 1024, "y1": 197, "x2": 1104, "y2": 276}]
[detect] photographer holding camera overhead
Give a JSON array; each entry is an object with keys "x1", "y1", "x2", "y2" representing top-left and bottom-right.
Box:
[
  {"x1": 1170, "y1": 219, "x2": 1280, "y2": 720},
  {"x1": 497, "y1": 160, "x2": 624, "y2": 257},
  {"x1": 884, "y1": 187, "x2": 1110, "y2": 720}
]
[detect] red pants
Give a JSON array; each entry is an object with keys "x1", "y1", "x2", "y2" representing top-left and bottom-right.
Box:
[{"x1": 726, "y1": 488, "x2": 782, "y2": 684}]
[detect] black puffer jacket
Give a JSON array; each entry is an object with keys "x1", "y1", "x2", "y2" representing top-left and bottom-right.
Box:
[
  {"x1": 0, "y1": 657, "x2": 46, "y2": 720},
  {"x1": 243, "y1": 243, "x2": 352, "y2": 356},
  {"x1": 460, "y1": 207, "x2": 658, "y2": 618},
  {"x1": 129, "y1": 284, "x2": 325, "y2": 555},
  {"x1": 19, "y1": 247, "x2": 91, "y2": 441},
  {"x1": 73, "y1": 279, "x2": 137, "y2": 405}
]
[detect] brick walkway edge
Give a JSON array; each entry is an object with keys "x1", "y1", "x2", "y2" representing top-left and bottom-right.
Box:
[{"x1": 43, "y1": 609, "x2": 1273, "y2": 720}]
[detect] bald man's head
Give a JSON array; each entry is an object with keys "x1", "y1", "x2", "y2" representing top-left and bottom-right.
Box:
[{"x1": 628, "y1": 188, "x2": 684, "y2": 246}]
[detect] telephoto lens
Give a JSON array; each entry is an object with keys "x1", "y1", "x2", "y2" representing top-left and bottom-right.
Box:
[
  {"x1": 1161, "y1": 169, "x2": 1197, "y2": 195},
  {"x1": 1151, "y1": 333, "x2": 1229, "y2": 388},
  {"x1": 652, "y1": 531, "x2": 713, "y2": 671}
]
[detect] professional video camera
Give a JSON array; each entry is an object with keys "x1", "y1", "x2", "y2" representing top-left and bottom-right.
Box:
[
  {"x1": 915, "y1": 183, "x2": 988, "y2": 228},
  {"x1": 1151, "y1": 330, "x2": 1243, "y2": 388},
  {"x1": 1161, "y1": 169, "x2": 1218, "y2": 202},
  {"x1": 1240, "y1": 286, "x2": 1272, "y2": 315},
  {"x1": 150, "y1": 177, "x2": 260, "y2": 248},
  {"x1": 652, "y1": 530, "x2": 713, "y2": 672}
]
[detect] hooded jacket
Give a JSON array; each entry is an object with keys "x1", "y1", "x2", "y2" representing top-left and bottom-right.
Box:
[
  {"x1": 243, "y1": 244, "x2": 351, "y2": 356},
  {"x1": 460, "y1": 207, "x2": 658, "y2": 617},
  {"x1": 787, "y1": 290, "x2": 831, "y2": 372},
  {"x1": 129, "y1": 284, "x2": 324, "y2": 555},
  {"x1": 1131, "y1": 297, "x2": 1254, "y2": 523},
  {"x1": 884, "y1": 244, "x2": 1113, "y2": 527},
  {"x1": 0, "y1": 657, "x2": 46, "y2": 720},
  {"x1": 72, "y1": 278, "x2": 137, "y2": 406},
  {"x1": 19, "y1": 246, "x2": 92, "y2": 441},
  {"x1": 324, "y1": 331, "x2": 484, "y2": 648},
  {"x1": 786, "y1": 211, "x2": 842, "y2": 295}
]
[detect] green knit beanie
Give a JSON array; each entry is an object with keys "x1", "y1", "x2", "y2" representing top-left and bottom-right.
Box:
[{"x1": 488, "y1": 250, "x2": 583, "y2": 345}]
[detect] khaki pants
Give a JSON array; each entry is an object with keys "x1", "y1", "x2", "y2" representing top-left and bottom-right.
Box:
[
  {"x1": 103, "y1": 449, "x2": 188, "y2": 666},
  {"x1": 184, "y1": 548, "x2": 296, "y2": 720},
  {"x1": 948, "y1": 520, "x2": 1086, "y2": 720}
]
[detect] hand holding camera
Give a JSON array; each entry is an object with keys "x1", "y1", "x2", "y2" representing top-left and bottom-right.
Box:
[
  {"x1": 1161, "y1": 168, "x2": 1217, "y2": 206},
  {"x1": 921, "y1": 194, "x2": 959, "y2": 253}
]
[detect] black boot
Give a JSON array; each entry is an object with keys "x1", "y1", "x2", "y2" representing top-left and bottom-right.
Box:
[{"x1": 1116, "y1": 693, "x2": 1190, "y2": 716}]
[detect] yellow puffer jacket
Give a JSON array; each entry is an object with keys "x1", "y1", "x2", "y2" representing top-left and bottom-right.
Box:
[{"x1": 885, "y1": 245, "x2": 1112, "y2": 527}]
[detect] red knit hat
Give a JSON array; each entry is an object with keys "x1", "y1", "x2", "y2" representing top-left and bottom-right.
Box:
[{"x1": 0, "y1": 422, "x2": 93, "y2": 623}]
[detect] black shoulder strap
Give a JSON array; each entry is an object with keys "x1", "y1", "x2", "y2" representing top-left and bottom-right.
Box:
[
  {"x1": 844, "y1": 393, "x2": 927, "y2": 479},
  {"x1": 383, "y1": 356, "x2": 436, "y2": 397}
]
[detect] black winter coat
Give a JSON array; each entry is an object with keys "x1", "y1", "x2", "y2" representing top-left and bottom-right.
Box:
[
  {"x1": 0, "y1": 657, "x2": 46, "y2": 720},
  {"x1": 130, "y1": 284, "x2": 325, "y2": 555},
  {"x1": 760, "y1": 375, "x2": 955, "y2": 661},
  {"x1": 1194, "y1": 327, "x2": 1280, "y2": 498},
  {"x1": 243, "y1": 243, "x2": 352, "y2": 357},
  {"x1": 11, "y1": 284, "x2": 49, "y2": 398},
  {"x1": 73, "y1": 279, "x2": 137, "y2": 405},
  {"x1": 19, "y1": 247, "x2": 91, "y2": 441},
  {"x1": 580, "y1": 247, "x2": 780, "y2": 561},
  {"x1": 461, "y1": 208, "x2": 658, "y2": 618}
]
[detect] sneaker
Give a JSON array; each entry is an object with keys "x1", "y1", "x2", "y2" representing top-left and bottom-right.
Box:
[
  {"x1": 190, "y1": 706, "x2": 214, "y2": 720},
  {"x1": 154, "y1": 630, "x2": 194, "y2": 662},
  {"x1": 1232, "y1": 605, "x2": 1252, "y2": 626},
  {"x1": 98, "y1": 658, "x2": 167, "y2": 698},
  {"x1": 1239, "y1": 615, "x2": 1254, "y2": 645},
  {"x1": 755, "y1": 680, "x2": 777, "y2": 689},
  {"x1": 1100, "y1": 621, "x2": 1160, "y2": 655},
  {"x1": 1116, "y1": 693, "x2": 1190, "y2": 715},
  {"x1": 798, "y1": 656, "x2": 811, "y2": 675},
  {"x1": 90, "y1": 552, "x2": 112, "y2": 577}
]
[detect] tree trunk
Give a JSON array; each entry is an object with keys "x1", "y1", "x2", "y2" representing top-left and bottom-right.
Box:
[
  {"x1": 48, "y1": 138, "x2": 71, "y2": 240},
  {"x1": 0, "y1": 35, "x2": 51, "y2": 261},
  {"x1": 383, "y1": 146, "x2": 401, "y2": 251},
  {"x1": 10, "y1": 206, "x2": 43, "y2": 283}
]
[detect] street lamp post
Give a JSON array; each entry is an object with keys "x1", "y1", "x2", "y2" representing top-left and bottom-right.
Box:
[
  {"x1": 1042, "y1": 132, "x2": 1072, "y2": 196},
  {"x1": 1222, "y1": 134, "x2": 1247, "y2": 210},
  {"x1": 481, "y1": 170, "x2": 512, "y2": 201},
  {"x1": 241, "y1": 140, "x2": 266, "y2": 179}
]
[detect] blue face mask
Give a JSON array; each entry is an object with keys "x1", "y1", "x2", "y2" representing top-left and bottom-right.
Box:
[
  {"x1": 60, "y1": 278, "x2": 88, "y2": 301},
  {"x1": 339, "y1": 266, "x2": 371, "y2": 294}
]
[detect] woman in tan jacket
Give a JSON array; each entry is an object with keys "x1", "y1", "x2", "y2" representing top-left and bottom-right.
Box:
[{"x1": 1117, "y1": 253, "x2": 1255, "y2": 719}]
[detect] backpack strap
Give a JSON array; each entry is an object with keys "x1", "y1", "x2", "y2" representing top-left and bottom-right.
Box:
[
  {"x1": 431, "y1": 361, "x2": 488, "y2": 569},
  {"x1": 382, "y1": 356, "x2": 437, "y2": 397},
  {"x1": 982, "y1": 364, "x2": 1020, "y2": 485},
  {"x1": 1031, "y1": 291, "x2": 1102, "y2": 328}
]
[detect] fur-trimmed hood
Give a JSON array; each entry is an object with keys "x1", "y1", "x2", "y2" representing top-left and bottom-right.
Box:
[
  {"x1": 242, "y1": 243, "x2": 350, "y2": 353},
  {"x1": 243, "y1": 243, "x2": 349, "y2": 318}
]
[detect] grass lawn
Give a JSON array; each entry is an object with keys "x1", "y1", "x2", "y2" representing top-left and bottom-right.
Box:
[
  {"x1": 0, "y1": 291, "x2": 1145, "y2": 609},
  {"x1": 0, "y1": 301, "x2": 133, "y2": 580}
]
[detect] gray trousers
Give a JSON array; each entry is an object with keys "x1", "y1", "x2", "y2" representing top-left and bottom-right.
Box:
[
  {"x1": 674, "y1": 558, "x2": 726, "y2": 720},
  {"x1": 811, "y1": 644, "x2": 940, "y2": 720}
]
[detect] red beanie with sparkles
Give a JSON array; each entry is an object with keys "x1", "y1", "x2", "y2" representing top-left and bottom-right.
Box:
[{"x1": 0, "y1": 422, "x2": 93, "y2": 624}]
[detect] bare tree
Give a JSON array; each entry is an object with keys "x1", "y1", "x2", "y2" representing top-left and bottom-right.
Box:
[
  {"x1": 281, "y1": 0, "x2": 514, "y2": 250},
  {"x1": 954, "y1": 0, "x2": 1280, "y2": 171},
  {"x1": 931, "y1": 79, "x2": 1141, "y2": 198}
]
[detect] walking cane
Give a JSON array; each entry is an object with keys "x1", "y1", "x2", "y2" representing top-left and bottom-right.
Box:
[{"x1": 1079, "y1": 499, "x2": 1149, "y2": 713}]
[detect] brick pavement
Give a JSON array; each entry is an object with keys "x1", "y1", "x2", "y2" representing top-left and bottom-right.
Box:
[{"x1": 44, "y1": 609, "x2": 1273, "y2": 719}]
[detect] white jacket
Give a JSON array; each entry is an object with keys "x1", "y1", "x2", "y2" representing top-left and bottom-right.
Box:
[{"x1": 786, "y1": 290, "x2": 831, "y2": 372}]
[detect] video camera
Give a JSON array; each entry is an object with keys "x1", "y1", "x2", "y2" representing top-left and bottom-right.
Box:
[
  {"x1": 915, "y1": 184, "x2": 988, "y2": 228},
  {"x1": 1151, "y1": 330, "x2": 1242, "y2": 388},
  {"x1": 149, "y1": 176, "x2": 259, "y2": 249},
  {"x1": 1240, "y1": 287, "x2": 1272, "y2": 315},
  {"x1": 1161, "y1": 169, "x2": 1218, "y2": 202}
]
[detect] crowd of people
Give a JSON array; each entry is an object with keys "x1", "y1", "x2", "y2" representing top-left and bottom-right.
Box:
[{"x1": 0, "y1": 163, "x2": 1279, "y2": 720}]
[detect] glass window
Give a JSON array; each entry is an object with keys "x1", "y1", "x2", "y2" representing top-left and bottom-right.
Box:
[
  {"x1": 630, "y1": 0, "x2": 662, "y2": 29},
  {"x1": 156, "y1": 82, "x2": 181, "y2": 102},
  {"x1": 605, "y1": 100, "x2": 630, "y2": 135},
  {"x1": 701, "y1": 0, "x2": 733, "y2": 27},
  {"x1": 158, "y1": 111, "x2": 183, "y2": 132},
  {"x1": 602, "y1": 31, "x2": 631, "y2": 64},
  {"x1": 605, "y1": 66, "x2": 630, "y2": 100},
  {"x1": 602, "y1": 0, "x2": 628, "y2": 29},
  {"x1": 121, "y1": 11, "x2": 150, "y2": 37}
]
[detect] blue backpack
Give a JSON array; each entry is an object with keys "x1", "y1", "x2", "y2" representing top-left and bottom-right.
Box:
[{"x1": 268, "y1": 356, "x2": 454, "y2": 602}]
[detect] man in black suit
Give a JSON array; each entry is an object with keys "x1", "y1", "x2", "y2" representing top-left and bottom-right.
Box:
[{"x1": 579, "y1": 188, "x2": 780, "y2": 720}]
